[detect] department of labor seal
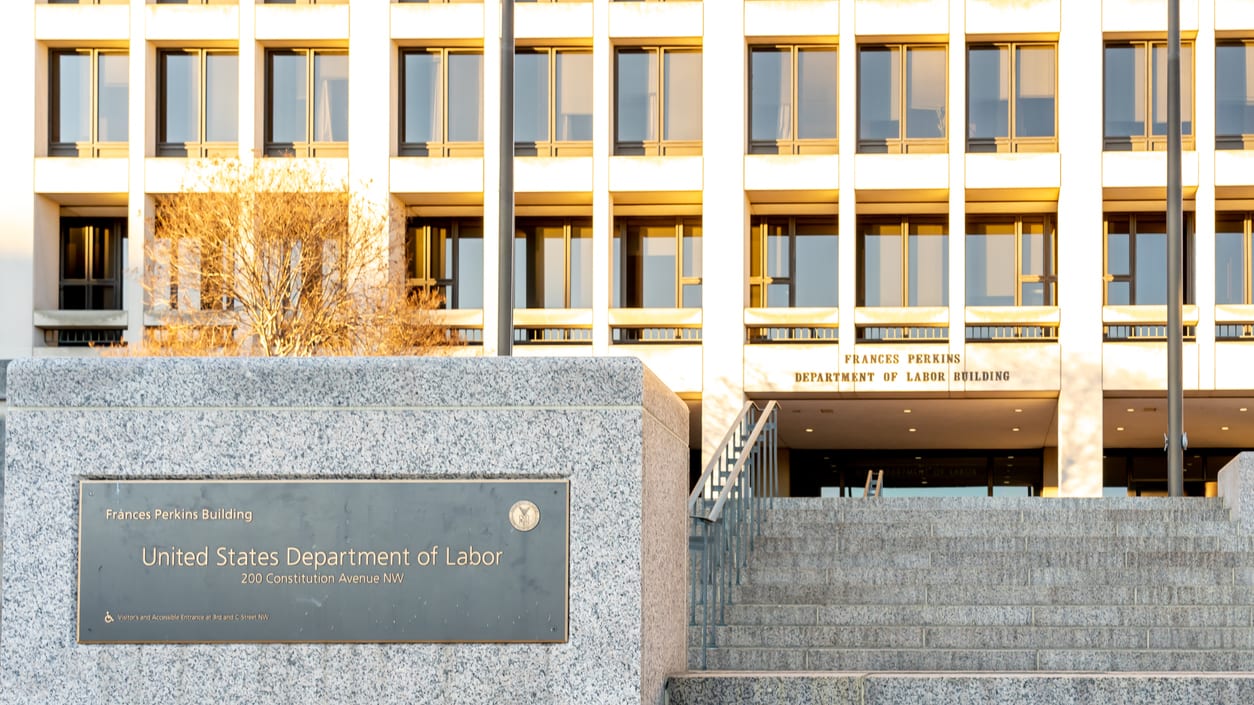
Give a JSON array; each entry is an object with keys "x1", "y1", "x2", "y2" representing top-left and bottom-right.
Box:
[{"x1": 509, "y1": 500, "x2": 541, "y2": 532}]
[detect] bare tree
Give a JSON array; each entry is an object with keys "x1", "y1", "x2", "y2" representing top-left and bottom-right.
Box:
[{"x1": 133, "y1": 159, "x2": 456, "y2": 356}]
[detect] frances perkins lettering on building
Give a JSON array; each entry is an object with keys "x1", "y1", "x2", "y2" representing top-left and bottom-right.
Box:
[
  {"x1": 77, "y1": 480, "x2": 569, "y2": 644},
  {"x1": 794, "y1": 353, "x2": 1011, "y2": 384}
]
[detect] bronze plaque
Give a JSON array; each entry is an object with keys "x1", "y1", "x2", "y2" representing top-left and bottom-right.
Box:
[{"x1": 77, "y1": 479, "x2": 569, "y2": 644}]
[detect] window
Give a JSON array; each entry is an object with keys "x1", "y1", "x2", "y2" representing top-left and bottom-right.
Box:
[
  {"x1": 514, "y1": 218, "x2": 592, "y2": 308},
  {"x1": 265, "y1": 49, "x2": 347, "y2": 157},
  {"x1": 857, "y1": 216, "x2": 948, "y2": 306},
  {"x1": 966, "y1": 216, "x2": 1056, "y2": 306},
  {"x1": 858, "y1": 44, "x2": 946, "y2": 153},
  {"x1": 405, "y1": 218, "x2": 483, "y2": 309},
  {"x1": 615, "y1": 48, "x2": 702, "y2": 155},
  {"x1": 158, "y1": 50, "x2": 237, "y2": 157},
  {"x1": 400, "y1": 49, "x2": 484, "y2": 157},
  {"x1": 516, "y1": 49, "x2": 592, "y2": 157},
  {"x1": 749, "y1": 46, "x2": 837, "y2": 154},
  {"x1": 1217, "y1": 42, "x2": 1254, "y2": 149},
  {"x1": 1104, "y1": 41, "x2": 1194, "y2": 150},
  {"x1": 749, "y1": 216, "x2": 838, "y2": 307},
  {"x1": 613, "y1": 217, "x2": 702, "y2": 307},
  {"x1": 60, "y1": 218, "x2": 123, "y2": 310},
  {"x1": 1104, "y1": 214, "x2": 1194, "y2": 305},
  {"x1": 967, "y1": 44, "x2": 1056, "y2": 152},
  {"x1": 1216, "y1": 214, "x2": 1254, "y2": 304},
  {"x1": 49, "y1": 50, "x2": 128, "y2": 157}
]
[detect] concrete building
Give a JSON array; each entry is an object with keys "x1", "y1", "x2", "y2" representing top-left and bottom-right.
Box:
[{"x1": 3, "y1": 0, "x2": 1254, "y2": 497}]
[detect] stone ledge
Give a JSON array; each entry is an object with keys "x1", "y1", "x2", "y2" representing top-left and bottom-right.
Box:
[{"x1": 667, "y1": 672, "x2": 1254, "y2": 705}]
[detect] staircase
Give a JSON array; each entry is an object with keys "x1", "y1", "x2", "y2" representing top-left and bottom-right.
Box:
[{"x1": 671, "y1": 495, "x2": 1254, "y2": 704}]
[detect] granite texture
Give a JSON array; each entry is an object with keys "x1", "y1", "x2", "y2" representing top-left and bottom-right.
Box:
[
  {"x1": 0, "y1": 357, "x2": 689, "y2": 705},
  {"x1": 667, "y1": 673, "x2": 1254, "y2": 705},
  {"x1": 1218, "y1": 452, "x2": 1254, "y2": 532}
]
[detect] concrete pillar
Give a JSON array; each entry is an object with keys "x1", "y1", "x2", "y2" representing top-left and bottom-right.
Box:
[
  {"x1": 592, "y1": 0, "x2": 612, "y2": 353},
  {"x1": 125, "y1": 0, "x2": 147, "y2": 345},
  {"x1": 0, "y1": 1, "x2": 37, "y2": 358},
  {"x1": 1056, "y1": 0, "x2": 1105, "y2": 497},
  {"x1": 700, "y1": 2, "x2": 748, "y2": 465},
  {"x1": 482, "y1": 0, "x2": 504, "y2": 355}
]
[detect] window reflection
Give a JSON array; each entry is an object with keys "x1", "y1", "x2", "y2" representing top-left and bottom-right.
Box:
[
  {"x1": 966, "y1": 217, "x2": 1056, "y2": 306},
  {"x1": 613, "y1": 218, "x2": 702, "y2": 308},
  {"x1": 405, "y1": 218, "x2": 483, "y2": 309},
  {"x1": 50, "y1": 49, "x2": 128, "y2": 156},
  {"x1": 859, "y1": 45, "x2": 945, "y2": 152},
  {"x1": 858, "y1": 217, "x2": 947, "y2": 306},
  {"x1": 514, "y1": 219, "x2": 592, "y2": 309},
  {"x1": 1217, "y1": 42, "x2": 1254, "y2": 147},
  {"x1": 401, "y1": 49, "x2": 483, "y2": 156},
  {"x1": 750, "y1": 46, "x2": 836, "y2": 153},
  {"x1": 1104, "y1": 41, "x2": 1193, "y2": 150},
  {"x1": 1104, "y1": 214, "x2": 1194, "y2": 305},
  {"x1": 616, "y1": 48, "x2": 701, "y2": 155},
  {"x1": 750, "y1": 216, "x2": 838, "y2": 307}
]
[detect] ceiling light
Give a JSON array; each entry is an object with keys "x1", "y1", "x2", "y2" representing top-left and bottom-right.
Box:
[
  {"x1": 915, "y1": 456, "x2": 922, "y2": 460},
  {"x1": 1222, "y1": 426, "x2": 1230, "y2": 431},
  {"x1": 1014, "y1": 408, "x2": 1023, "y2": 413},
  {"x1": 1012, "y1": 427, "x2": 1020, "y2": 432},
  {"x1": 908, "y1": 428, "x2": 917, "y2": 433},
  {"x1": 1116, "y1": 427, "x2": 1124, "y2": 431},
  {"x1": 903, "y1": 409, "x2": 912, "y2": 414},
  {"x1": 805, "y1": 428, "x2": 814, "y2": 433},
  {"x1": 1126, "y1": 408, "x2": 1135, "y2": 413},
  {"x1": 1242, "y1": 408, "x2": 1249, "y2": 413},
  {"x1": 1008, "y1": 455, "x2": 1015, "y2": 459}
]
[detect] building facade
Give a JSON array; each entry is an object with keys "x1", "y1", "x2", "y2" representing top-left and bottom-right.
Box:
[{"x1": 4, "y1": 0, "x2": 1254, "y2": 497}]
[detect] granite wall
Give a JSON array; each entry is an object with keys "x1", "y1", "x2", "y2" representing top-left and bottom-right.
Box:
[{"x1": 0, "y1": 357, "x2": 689, "y2": 705}]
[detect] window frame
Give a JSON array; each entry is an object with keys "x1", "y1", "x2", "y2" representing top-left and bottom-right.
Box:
[
  {"x1": 399, "y1": 47, "x2": 485, "y2": 158},
  {"x1": 514, "y1": 47, "x2": 593, "y2": 157},
  {"x1": 965, "y1": 215, "x2": 1057, "y2": 307},
  {"x1": 856, "y1": 43, "x2": 948, "y2": 154},
  {"x1": 1216, "y1": 40, "x2": 1254, "y2": 150},
  {"x1": 1102, "y1": 213, "x2": 1195, "y2": 305},
  {"x1": 856, "y1": 215, "x2": 949, "y2": 307},
  {"x1": 1103, "y1": 39, "x2": 1196, "y2": 152},
  {"x1": 263, "y1": 48, "x2": 348, "y2": 158},
  {"x1": 405, "y1": 217, "x2": 483, "y2": 310},
  {"x1": 1216, "y1": 212, "x2": 1254, "y2": 304},
  {"x1": 59, "y1": 217, "x2": 125, "y2": 311},
  {"x1": 613, "y1": 217, "x2": 703, "y2": 308},
  {"x1": 966, "y1": 42, "x2": 1058, "y2": 153},
  {"x1": 513, "y1": 218, "x2": 593, "y2": 309},
  {"x1": 157, "y1": 48, "x2": 238, "y2": 158},
  {"x1": 614, "y1": 47, "x2": 703, "y2": 157},
  {"x1": 748, "y1": 44, "x2": 838, "y2": 156},
  {"x1": 49, "y1": 48, "x2": 129, "y2": 158},
  {"x1": 749, "y1": 215, "x2": 839, "y2": 308}
]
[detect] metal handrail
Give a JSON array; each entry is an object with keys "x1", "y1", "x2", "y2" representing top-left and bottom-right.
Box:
[
  {"x1": 687, "y1": 401, "x2": 754, "y2": 515},
  {"x1": 688, "y1": 400, "x2": 779, "y2": 670}
]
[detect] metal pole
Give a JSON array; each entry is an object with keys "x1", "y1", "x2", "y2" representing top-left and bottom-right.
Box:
[
  {"x1": 496, "y1": 0, "x2": 515, "y2": 356},
  {"x1": 1167, "y1": 0, "x2": 1184, "y2": 495}
]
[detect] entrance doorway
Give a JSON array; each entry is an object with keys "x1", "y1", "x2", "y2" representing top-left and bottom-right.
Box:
[{"x1": 791, "y1": 449, "x2": 1044, "y2": 497}]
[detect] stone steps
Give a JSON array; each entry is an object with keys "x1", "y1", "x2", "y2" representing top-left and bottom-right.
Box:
[
  {"x1": 687, "y1": 496, "x2": 1254, "y2": 675},
  {"x1": 695, "y1": 647, "x2": 1254, "y2": 672},
  {"x1": 666, "y1": 673, "x2": 1254, "y2": 704}
]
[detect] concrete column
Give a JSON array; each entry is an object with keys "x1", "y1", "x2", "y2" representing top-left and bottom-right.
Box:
[
  {"x1": 482, "y1": 1, "x2": 504, "y2": 355},
  {"x1": 125, "y1": 0, "x2": 146, "y2": 345},
  {"x1": 700, "y1": 2, "x2": 748, "y2": 465},
  {"x1": 1056, "y1": 0, "x2": 1105, "y2": 497},
  {"x1": 837, "y1": 0, "x2": 857, "y2": 369},
  {"x1": 592, "y1": 0, "x2": 611, "y2": 353},
  {"x1": 239, "y1": 0, "x2": 257, "y2": 164},
  {"x1": 948, "y1": 2, "x2": 966, "y2": 360},
  {"x1": 1195, "y1": 0, "x2": 1217, "y2": 391},
  {"x1": 347, "y1": 1, "x2": 395, "y2": 259},
  {"x1": 0, "y1": 1, "x2": 36, "y2": 358}
]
